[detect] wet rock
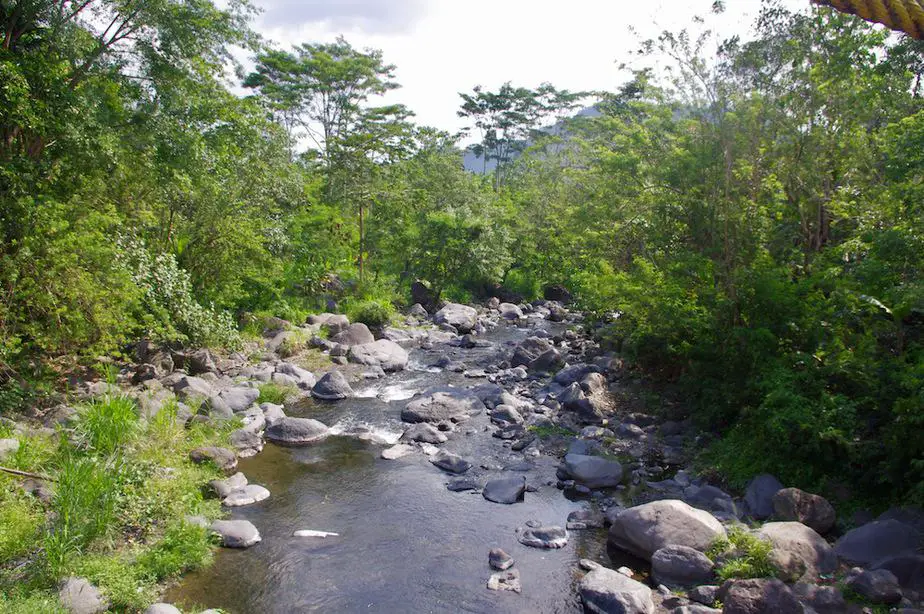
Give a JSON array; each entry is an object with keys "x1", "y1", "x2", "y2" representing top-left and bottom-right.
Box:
[
  {"x1": 210, "y1": 519, "x2": 261, "y2": 548},
  {"x1": 58, "y1": 577, "x2": 109, "y2": 614},
  {"x1": 579, "y1": 565, "x2": 654, "y2": 614},
  {"x1": 487, "y1": 569, "x2": 521, "y2": 593},
  {"x1": 400, "y1": 423, "x2": 447, "y2": 444},
  {"x1": 498, "y1": 303, "x2": 524, "y2": 320},
  {"x1": 446, "y1": 477, "x2": 480, "y2": 492},
  {"x1": 429, "y1": 450, "x2": 472, "y2": 474},
  {"x1": 608, "y1": 500, "x2": 726, "y2": 561},
  {"x1": 835, "y1": 519, "x2": 922, "y2": 566},
  {"x1": 567, "y1": 509, "x2": 605, "y2": 530},
  {"x1": 717, "y1": 578, "x2": 802, "y2": 614},
  {"x1": 144, "y1": 604, "x2": 182, "y2": 614},
  {"x1": 772, "y1": 487, "x2": 836, "y2": 534},
  {"x1": 209, "y1": 472, "x2": 248, "y2": 499},
  {"x1": 845, "y1": 567, "x2": 902, "y2": 604},
  {"x1": 792, "y1": 582, "x2": 846, "y2": 613},
  {"x1": 756, "y1": 521, "x2": 836, "y2": 580},
  {"x1": 189, "y1": 446, "x2": 238, "y2": 473},
  {"x1": 651, "y1": 545, "x2": 714, "y2": 588},
  {"x1": 561, "y1": 453, "x2": 623, "y2": 489},
  {"x1": 744, "y1": 474, "x2": 783, "y2": 520},
  {"x1": 381, "y1": 444, "x2": 415, "y2": 460},
  {"x1": 401, "y1": 386, "x2": 485, "y2": 423},
  {"x1": 331, "y1": 323, "x2": 375, "y2": 346},
  {"x1": 265, "y1": 417, "x2": 330, "y2": 445},
  {"x1": 348, "y1": 339, "x2": 409, "y2": 372},
  {"x1": 482, "y1": 476, "x2": 526, "y2": 504},
  {"x1": 223, "y1": 484, "x2": 270, "y2": 507},
  {"x1": 433, "y1": 303, "x2": 478, "y2": 333},
  {"x1": 311, "y1": 371, "x2": 354, "y2": 400},
  {"x1": 516, "y1": 524, "x2": 568, "y2": 549},
  {"x1": 489, "y1": 547, "x2": 515, "y2": 570}
]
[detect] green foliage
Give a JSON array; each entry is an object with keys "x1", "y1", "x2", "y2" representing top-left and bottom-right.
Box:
[
  {"x1": 0, "y1": 488, "x2": 43, "y2": 564},
  {"x1": 348, "y1": 300, "x2": 394, "y2": 328},
  {"x1": 258, "y1": 383, "x2": 297, "y2": 405},
  {"x1": 707, "y1": 528, "x2": 777, "y2": 582},
  {"x1": 75, "y1": 396, "x2": 139, "y2": 455}
]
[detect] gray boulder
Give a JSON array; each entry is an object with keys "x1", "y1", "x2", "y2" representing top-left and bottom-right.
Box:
[
  {"x1": 429, "y1": 450, "x2": 471, "y2": 474},
  {"x1": 189, "y1": 446, "x2": 237, "y2": 473},
  {"x1": 845, "y1": 568, "x2": 902, "y2": 604},
  {"x1": 347, "y1": 339, "x2": 409, "y2": 372},
  {"x1": 223, "y1": 484, "x2": 271, "y2": 507},
  {"x1": 261, "y1": 402, "x2": 286, "y2": 425},
  {"x1": 331, "y1": 323, "x2": 375, "y2": 346},
  {"x1": 400, "y1": 423, "x2": 447, "y2": 444},
  {"x1": 490, "y1": 405, "x2": 523, "y2": 426},
  {"x1": 744, "y1": 474, "x2": 783, "y2": 520},
  {"x1": 489, "y1": 548, "x2": 514, "y2": 570},
  {"x1": 510, "y1": 337, "x2": 553, "y2": 367},
  {"x1": 58, "y1": 577, "x2": 108, "y2": 614},
  {"x1": 408, "y1": 303, "x2": 428, "y2": 318},
  {"x1": 401, "y1": 386, "x2": 485, "y2": 423},
  {"x1": 209, "y1": 472, "x2": 247, "y2": 499},
  {"x1": 791, "y1": 583, "x2": 846, "y2": 614},
  {"x1": 561, "y1": 453, "x2": 623, "y2": 488},
  {"x1": 717, "y1": 578, "x2": 803, "y2": 614},
  {"x1": 772, "y1": 487, "x2": 836, "y2": 534},
  {"x1": 835, "y1": 519, "x2": 922, "y2": 566},
  {"x1": 187, "y1": 348, "x2": 217, "y2": 374},
  {"x1": 218, "y1": 387, "x2": 259, "y2": 413},
  {"x1": 579, "y1": 565, "x2": 654, "y2": 614},
  {"x1": 756, "y1": 521, "x2": 836, "y2": 581},
  {"x1": 608, "y1": 500, "x2": 726, "y2": 561},
  {"x1": 173, "y1": 375, "x2": 214, "y2": 401},
  {"x1": 311, "y1": 371, "x2": 354, "y2": 400},
  {"x1": 144, "y1": 605, "x2": 182, "y2": 614},
  {"x1": 651, "y1": 545, "x2": 714, "y2": 587},
  {"x1": 498, "y1": 302, "x2": 524, "y2": 320},
  {"x1": 210, "y1": 519, "x2": 261, "y2": 548},
  {"x1": 0, "y1": 438, "x2": 19, "y2": 461},
  {"x1": 554, "y1": 363, "x2": 603, "y2": 386},
  {"x1": 872, "y1": 554, "x2": 924, "y2": 592},
  {"x1": 482, "y1": 476, "x2": 527, "y2": 504},
  {"x1": 433, "y1": 303, "x2": 478, "y2": 333},
  {"x1": 275, "y1": 362, "x2": 316, "y2": 388},
  {"x1": 265, "y1": 417, "x2": 329, "y2": 445}
]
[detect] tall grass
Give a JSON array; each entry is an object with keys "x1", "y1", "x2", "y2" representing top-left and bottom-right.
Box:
[{"x1": 76, "y1": 395, "x2": 138, "y2": 455}]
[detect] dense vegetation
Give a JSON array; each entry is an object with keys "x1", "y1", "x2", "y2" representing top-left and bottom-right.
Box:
[{"x1": 1, "y1": 0, "x2": 922, "y2": 527}]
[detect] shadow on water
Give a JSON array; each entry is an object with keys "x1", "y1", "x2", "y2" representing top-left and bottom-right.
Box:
[{"x1": 168, "y1": 321, "x2": 628, "y2": 613}]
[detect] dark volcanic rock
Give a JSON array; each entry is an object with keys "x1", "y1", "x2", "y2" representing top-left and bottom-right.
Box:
[{"x1": 482, "y1": 476, "x2": 526, "y2": 504}]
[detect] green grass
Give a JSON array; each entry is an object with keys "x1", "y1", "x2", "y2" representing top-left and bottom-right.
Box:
[
  {"x1": 257, "y1": 383, "x2": 297, "y2": 405},
  {"x1": 707, "y1": 527, "x2": 777, "y2": 582},
  {"x1": 75, "y1": 395, "x2": 138, "y2": 455},
  {"x1": 527, "y1": 424, "x2": 576, "y2": 439}
]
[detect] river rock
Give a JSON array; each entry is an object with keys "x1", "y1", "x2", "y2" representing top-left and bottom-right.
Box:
[
  {"x1": 579, "y1": 565, "x2": 654, "y2": 614},
  {"x1": 772, "y1": 487, "x2": 836, "y2": 534},
  {"x1": 210, "y1": 472, "x2": 247, "y2": 499},
  {"x1": 489, "y1": 548, "x2": 514, "y2": 570},
  {"x1": 510, "y1": 337, "x2": 553, "y2": 368},
  {"x1": 873, "y1": 554, "x2": 924, "y2": 592},
  {"x1": 210, "y1": 519, "x2": 261, "y2": 548},
  {"x1": 187, "y1": 348, "x2": 217, "y2": 374},
  {"x1": 557, "y1": 382, "x2": 605, "y2": 424},
  {"x1": 482, "y1": 476, "x2": 526, "y2": 504},
  {"x1": 835, "y1": 519, "x2": 922, "y2": 566},
  {"x1": 265, "y1": 417, "x2": 329, "y2": 445},
  {"x1": 311, "y1": 371, "x2": 354, "y2": 400},
  {"x1": 791, "y1": 583, "x2": 846, "y2": 613},
  {"x1": 554, "y1": 363, "x2": 602, "y2": 386},
  {"x1": 143, "y1": 604, "x2": 181, "y2": 614},
  {"x1": 717, "y1": 578, "x2": 802, "y2": 614},
  {"x1": 651, "y1": 545, "x2": 715, "y2": 587},
  {"x1": 218, "y1": 386, "x2": 259, "y2": 413},
  {"x1": 845, "y1": 567, "x2": 902, "y2": 604},
  {"x1": 0, "y1": 438, "x2": 19, "y2": 461},
  {"x1": 608, "y1": 500, "x2": 726, "y2": 561},
  {"x1": 223, "y1": 484, "x2": 270, "y2": 507},
  {"x1": 331, "y1": 323, "x2": 375, "y2": 346},
  {"x1": 516, "y1": 525, "x2": 568, "y2": 549},
  {"x1": 381, "y1": 444, "x2": 415, "y2": 460},
  {"x1": 433, "y1": 303, "x2": 478, "y2": 333},
  {"x1": 275, "y1": 362, "x2": 316, "y2": 388},
  {"x1": 487, "y1": 569, "x2": 521, "y2": 593},
  {"x1": 189, "y1": 446, "x2": 238, "y2": 473},
  {"x1": 567, "y1": 509, "x2": 606, "y2": 530},
  {"x1": 756, "y1": 521, "x2": 836, "y2": 580},
  {"x1": 498, "y1": 302, "x2": 524, "y2": 320},
  {"x1": 490, "y1": 405, "x2": 523, "y2": 425},
  {"x1": 561, "y1": 453, "x2": 623, "y2": 488},
  {"x1": 429, "y1": 450, "x2": 471, "y2": 474},
  {"x1": 261, "y1": 402, "x2": 286, "y2": 424},
  {"x1": 401, "y1": 386, "x2": 485, "y2": 423},
  {"x1": 348, "y1": 339, "x2": 409, "y2": 372},
  {"x1": 688, "y1": 585, "x2": 720, "y2": 606},
  {"x1": 530, "y1": 348, "x2": 565, "y2": 373},
  {"x1": 744, "y1": 474, "x2": 783, "y2": 520},
  {"x1": 400, "y1": 423, "x2": 447, "y2": 444},
  {"x1": 173, "y1": 375, "x2": 214, "y2": 400},
  {"x1": 409, "y1": 303, "x2": 428, "y2": 318},
  {"x1": 58, "y1": 577, "x2": 109, "y2": 614},
  {"x1": 447, "y1": 477, "x2": 480, "y2": 492}
]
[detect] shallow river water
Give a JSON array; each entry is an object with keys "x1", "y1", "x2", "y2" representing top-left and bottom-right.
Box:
[{"x1": 169, "y1": 320, "x2": 613, "y2": 613}]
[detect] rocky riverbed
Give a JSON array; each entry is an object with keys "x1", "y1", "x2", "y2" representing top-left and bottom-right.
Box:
[{"x1": 29, "y1": 299, "x2": 924, "y2": 613}]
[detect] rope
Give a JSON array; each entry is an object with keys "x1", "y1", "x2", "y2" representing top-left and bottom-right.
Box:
[{"x1": 814, "y1": 0, "x2": 924, "y2": 38}]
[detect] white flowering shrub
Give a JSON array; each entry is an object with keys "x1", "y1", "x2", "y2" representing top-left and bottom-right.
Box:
[{"x1": 117, "y1": 237, "x2": 241, "y2": 349}]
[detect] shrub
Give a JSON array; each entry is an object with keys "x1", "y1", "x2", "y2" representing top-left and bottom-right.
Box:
[
  {"x1": 75, "y1": 396, "x2": 138, "y2": 455},
  {"x1": 348, "y1": 300, "x2": 393, "y2": 328},
  {"x1": 707, "y1": 527, "x2": 777, "y2": 582},
  {"x1": 258, "y1": 383, "x2": 296, "y2": 405}
]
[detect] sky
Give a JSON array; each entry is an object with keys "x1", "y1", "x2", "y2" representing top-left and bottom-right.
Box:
[{"x1": 247, "y1": 0, "x2": 808, "y2": 137}]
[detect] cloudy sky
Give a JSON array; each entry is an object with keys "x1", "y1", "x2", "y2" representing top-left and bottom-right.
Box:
[{"x1": 248, "y1": 0, "x2": 807, "y2": 136}]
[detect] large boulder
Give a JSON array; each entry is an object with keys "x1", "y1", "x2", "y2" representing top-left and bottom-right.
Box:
[
  {"x1": 510, "y1": 337, "x2": 553, "y2": 368},
  {"x1": 498, "y1": 303, "x2": 523, "y2": 320},
  {"x1": 429, "y1": 450, "x2": 471, "y2": 474},
  {"x1": 845, "y1": 568, "x2": 902, "y2": 604},
  {"x1": 744, "y1": 474, "x2": 783, "y2": 520},
  {"x1": 756, "y1": 521, "x2": 837, "y2": 580},
  {"x1": 400, "y1": 423, "x2": 447, "y2": 444},
  {"x1": 347, "y1": 339, "x2": 408, "y2": 372},
  {"x1": 772, "y1": 488, "x2": 836, "y2": 534},
  {"x1": 482, "y1": 476, "x2": 526, "y2": 504},
  {"x1": 872, "y1": 554, "x2": 924, "y2": 592},
  {"x1": 717, "y1": 578, "x2": 803, "y2": 614},
  {"x1": 651, "y1": 545, "x2": 715, "y2": 588},
  {"x1": 331, "y1": 323, "x2": 375, "y2": 347},
  {"x1": 561, "y1": 453, "x2": 623, "y2": 489},
  {"x1": 275, "y1": 362, "x2": 316, "y2": 389},
  {"x1": 173, "y1": 375, "x2": 214, "y2": 401},
  {"x1": 557, "y1": 382, "x2": 605, "y2": 424},
  {"x1": 835, "y1": 519, "x2": 922, "y2": 566},
  {"x1": 433, "y1": 303, "x2": 478, "y2": 333},
  {"x1": 311, "y1": 371, "x2": 354, "y2": 400},
  {"x1": 265, "y1": 417, "x2": 329, "y2": 445},
  {"x1": 218, "y1": 387, "x2": 259, "y2": 413},
  {"x1": 401, "y1": 387, "x2": 485, "y2": 424},
  {"x1": 58, "y1": 577, "x2": 109, "y2": 614},
  {"x1": 608, "y1": 500, "x2": 726, "y2": 561},
  {"x1": 579, "y1": 565, "x2": 654, "y2": 614}
]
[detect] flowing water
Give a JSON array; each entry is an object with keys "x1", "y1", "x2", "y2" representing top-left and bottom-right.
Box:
[{"x1": 169, "y1": 320, "x2": 613, "y2": 613}]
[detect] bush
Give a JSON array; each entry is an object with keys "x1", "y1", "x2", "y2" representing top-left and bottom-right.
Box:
[
  {"x1": 707, "y1": 527, "x2": 777, "y2": 582},
  {"x1": 348, "y1": 300, "x2": 393, "y2": 328}
]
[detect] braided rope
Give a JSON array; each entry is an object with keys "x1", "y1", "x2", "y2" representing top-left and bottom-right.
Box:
[{"x1": 814, "y1": 0, "x2": 924, "y2": 38}]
